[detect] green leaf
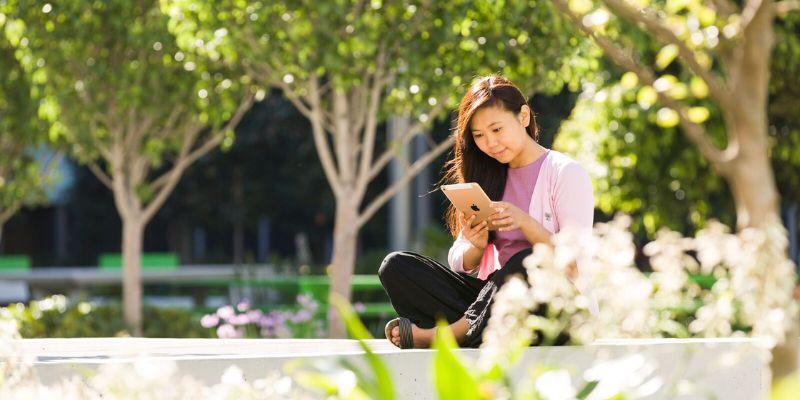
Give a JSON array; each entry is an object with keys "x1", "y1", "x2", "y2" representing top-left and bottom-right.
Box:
[
  {"x1": 665, "y1": 0, "x2": 690, "y2": 14},
  {"x1": 687, "y1": 106, "x2": 710, "y2": 123},
  {"x1": 568, "y1": 0, "x2": 593, "y2": 14},
  {"x1": 656, "y1": 107, "x2": 680, "y2": 128},
  {"x1": 576, "y1": 380, "x2": 599, "y2": 399},
  {"x1": 432, "y1": 320, "x2": 480, "y2": 400},
  {"x1": 690, "y1": 76, "x2": 708, "y2": 98},
  {"x1": 292, "y1": 370, "x2": 341, "y2": 395},
  {"x1": 620, "y1": 72, "x2": 638, "y2": 89},
  {"x1": 330, "y1": 294, "x2": 395, "y2": 400},
  {"x1": 772, "y1": 372, "x2": 800, "y2": 400},
  {"x1": 636, "y1": 86, "x2": 658, "y2": 109},
  {"x1": 655, "y1": 44, "x2": 679, "y2": 70}
]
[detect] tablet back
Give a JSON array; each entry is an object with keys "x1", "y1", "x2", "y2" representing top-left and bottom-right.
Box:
[{"x1": 441, "y1": 182, "x2": 494, "y2": 224}]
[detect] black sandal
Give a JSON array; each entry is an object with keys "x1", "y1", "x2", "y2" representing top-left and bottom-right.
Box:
[{"x1": 384, "y1": 317, "x2": 414, "y2": 349}]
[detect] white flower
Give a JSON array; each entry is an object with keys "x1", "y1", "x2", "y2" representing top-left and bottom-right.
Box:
[
  {"x1": 584, "y1": 354, "x2": 661, "y2": 400},
  {"x1": 534, "y1": 369, "x2": 576, "y2": 400},
  {"x1": 220, "y1": 365, "x2": 245, "y2": 385},
  {"x1": 479, "y1": 277, "x2": 537, "y2": 370}
]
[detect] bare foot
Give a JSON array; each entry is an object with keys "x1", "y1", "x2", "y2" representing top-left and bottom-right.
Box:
[{"x1": 390, "y1": 323, "x2": 435, "y2": 348}]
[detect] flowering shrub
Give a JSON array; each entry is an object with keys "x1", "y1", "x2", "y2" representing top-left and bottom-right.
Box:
[
  {"x1": 0, "y1": 295, "x2": 211, "y2": 338},
  {"x1": 1, "y1": 215, "x2": 796, "y2": 399},
  {"x1": 201, "y1": 294, "x2": 324, "y2": 339},
  {"x1": 502, "y1": 214, "x2": 799, "y2": 347},
  {"x1": 0, "y1": 317, "x2": 316, "y2": 399}
]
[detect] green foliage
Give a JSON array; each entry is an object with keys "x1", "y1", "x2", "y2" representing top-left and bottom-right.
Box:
[
  {"x1": 0, "y1": 295, "x2": 211, "y2": 338},
  {"x1": 6, "y1": 0, "x2": 245, "y2": 168},
  {"x1": 163, "y1": 0, "x2": 596, "y2": 122},
  {"x1": 0, "y1": 10, "x2": 54, "y2": 222},
  {"x1": 432, "y1": 320, "x2": 481, "y2": 400},
  {"x1": 772, "y1": 372, "x2": 800, "y2": 400},
  {"x1": 769, "y1": 10, "x2": 800, "y2": 206},
  {"x1": 554, "y1": 1, "x2": 800, "y2": 238},
  {"x1": 331, "y1": 294, "x2": 395, "y2": 400},
  {"x1": 286, "y1": 295, "x2": 394, "y2": 399},
  {"x1": 555, "y1": 79, "x2": 733, "y2": 237}
]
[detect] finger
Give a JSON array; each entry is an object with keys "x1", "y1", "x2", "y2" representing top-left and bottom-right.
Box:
[
  {"x1": 499, "y1": 223, "x2": 519, "y2": 232},
  {"x1": 469, "y1": 221, "x2": 486, "y2": 232},
  {"x1": 493, "y1": 217, "x2": 514, "y2": 227},
  {"x1": 490, "y1": 212, "x2": 510, "y2": 221},
  {"x1": 490, "y1": 201, "x2": 507, "y2": 210}
]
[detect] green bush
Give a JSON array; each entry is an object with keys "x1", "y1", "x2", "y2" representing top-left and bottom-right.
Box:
[{"x1": 0, "y1": 295, "x2": 212, "y2": 338}]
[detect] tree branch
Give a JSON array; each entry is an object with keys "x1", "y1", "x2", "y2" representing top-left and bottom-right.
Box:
[
  {"x1": 307, "y1": 75, "x2": 343, "y2": 196},
  {"x1": 0, "y1": 202, "x2": 22, "y2": 227},
  {"x1": 355, "y1": 44, "x2": 388, "y2": 198},
  {"x1": 356, "y1": 137, "x2": 453, "y2": 228},
  {"x1": 143, "y1": 92, "x2": 254, "y2": 224},
  {"x1": 151, "y1": 92, "x2": 254, "y2": 195},
  {"x1": 332, "y1": 88, "x2": 356, "y2": 183},
  {"x1": 88, "y1": 161, "x2": 114, "y2": 190},
  {"x1": 711, "y1": 0, "x2": 737, "y2": 17},
  {"x1": 366, "y1": 100, "x2": 447, "y2": 184},
  {"x1": 553, "y1": 0, "x2": 731, "y2": 172},
  {"x1": 601, "y1": 0, "x2": 731, "y2": 108},
  {"x1": 742, "y1": 0, "x2": 774, "y2": 30}
]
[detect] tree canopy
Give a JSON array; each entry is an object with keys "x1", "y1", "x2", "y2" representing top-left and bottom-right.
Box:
[{"x1": 555, "y1": 1, "x2": 800, "y2": 237}]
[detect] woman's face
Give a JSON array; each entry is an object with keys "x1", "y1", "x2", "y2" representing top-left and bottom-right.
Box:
[{"x1": 469, "y1": 104, "x2": 531, "y2": 164}]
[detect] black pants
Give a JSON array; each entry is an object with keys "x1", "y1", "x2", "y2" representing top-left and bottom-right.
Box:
[{"x1": 378, "y1": 248, "x2": 533, "y2": 348}]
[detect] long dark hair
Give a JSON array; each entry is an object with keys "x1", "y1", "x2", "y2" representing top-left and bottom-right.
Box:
[{"x1": 442, "y1": 75, "x2": 540, "y2": 238}]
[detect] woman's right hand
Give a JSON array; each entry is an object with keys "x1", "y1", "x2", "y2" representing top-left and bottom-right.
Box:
[{"x1": 459, "y1": 213, "x2": 488, "y2": 250}]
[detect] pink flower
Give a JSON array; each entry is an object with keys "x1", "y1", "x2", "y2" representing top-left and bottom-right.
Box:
[
  {"x1": 200, "y1": 314, "x2": 220, "y2": 328},
  {"x1": 228, "y1": 314, "x2": 251, "y2": 326},
  {"x1": 354, "y1": 302, "x2": 366, "y2": 313},
  {"x1": 216, "y1": 323, "x2": 243, "y2": 339},
  {"x1": 216, "y1": 305, "x2": 235, "y2": 320},
  {"x1": 236, "y1": 299, "x2": 250, "y2": 312},
  {"x1": 246, "y1": 309, "x2": 264, "y2": 322},
  {"x1": 291, "y1": 310, "x2": 313, "y2": 324}
]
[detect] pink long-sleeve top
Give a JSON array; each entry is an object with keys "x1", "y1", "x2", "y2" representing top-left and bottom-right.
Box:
[{"x1": 447, "y1": 149, "x2": 594, "y2": 279}]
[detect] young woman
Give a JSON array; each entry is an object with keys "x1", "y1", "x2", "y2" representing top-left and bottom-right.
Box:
[{"x1": 379, "y1": 75, "x2": 594, "y2": 348}]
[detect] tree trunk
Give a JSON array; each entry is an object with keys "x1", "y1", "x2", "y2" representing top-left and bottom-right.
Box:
[
  {"x1": 327, "y1": 197, "x2": 360, "y2": 338},
  {"x1": 727, "y1": 148, "x2": 798, "y2": 379},
  {"x1": 122, "y1": 217, "x2": 144, "y2": 336},
  {"x1": 724, "y1": 11, "x2": 798, "y2": 376},
  {"x1": 725, "y1": 133, "x2": 780, "y2": 230}
]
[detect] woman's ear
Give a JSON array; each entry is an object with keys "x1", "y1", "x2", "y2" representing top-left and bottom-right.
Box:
[{"x1": 518, "y1": 105, "x2": 531, "y2": 128}]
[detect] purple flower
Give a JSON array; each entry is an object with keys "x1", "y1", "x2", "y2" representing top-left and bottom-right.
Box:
[
  {"x1": 271, "y1": 311, "x2": 288, "y2": 325},
  {"x1": 216, "y1": 323, "x2": 243, "y2": 339},
  {"x1": 236, "y1": 299, "x2": 250, "y2": 312},
  {"x1": 200, "y1": 314, "x2": 220, "y2": 328},
  {"x1": 260, "y1": 325, "x2": 276, "y2": 338},
  {"x1": 228, "y1": 314, "x2": 251, "y2": 326},
  {"x1": 354, "y1": 302, "x2": 366, "y2": 313},
  {"x1": 291, "y1": 309, "x2": 313, "y2": 324},
  {"x1": 275, "y1": 325, "x2": 292, "y2": 339},
  {"x1": 258, "y1": 314, "x2": 276, "y2": 328},
  {"x1": 216, "y1": 305, "x2": 235, "y2": 320},
  {"x1": 297, "y1": 294, "x2": 318, "y2": 310},
  {"x1": 246, "y1": 309, "x2": 263, "y2": 322}
]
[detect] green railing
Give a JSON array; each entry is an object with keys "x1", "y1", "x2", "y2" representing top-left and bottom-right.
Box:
[
  {"x1": 98, "y1": 252, "x2": 179, "y2": 270},
  {"x1": 0, "y1": 255, "x2": 31, "y2": 272}
]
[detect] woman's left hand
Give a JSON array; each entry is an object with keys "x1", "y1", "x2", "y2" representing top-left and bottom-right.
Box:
[{"x1": 489, "y1": 201, "x2": 530, "y2": 232}]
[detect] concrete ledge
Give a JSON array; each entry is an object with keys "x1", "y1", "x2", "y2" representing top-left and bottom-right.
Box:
[{"x1": 18, "y1": 337, "x2": 770, "y2": 399}]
